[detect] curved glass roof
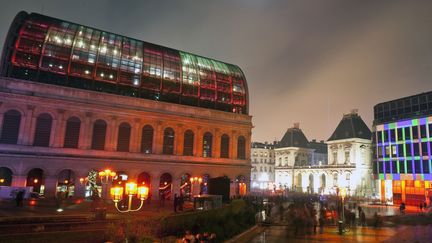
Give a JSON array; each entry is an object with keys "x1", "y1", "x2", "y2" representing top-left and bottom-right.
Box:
[{"x1": 0, "y1": 12, "x2": 248, "y2": 114}]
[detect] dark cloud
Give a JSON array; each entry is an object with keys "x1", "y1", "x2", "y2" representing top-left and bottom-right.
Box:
[{"x1": 1, "y1": 0, "x2": 431, "y2": 142}]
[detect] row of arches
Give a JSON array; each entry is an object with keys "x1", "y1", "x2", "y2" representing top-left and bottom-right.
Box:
[
  {"x1": 0, "y1": 167, "x2": 247, "y2": 198},
  {"x1": 276, "y1": 170, "x2": 355, "y2": 194},
  {"x1": 0, "y1": 109, "x2": 247, "y2": 159}
]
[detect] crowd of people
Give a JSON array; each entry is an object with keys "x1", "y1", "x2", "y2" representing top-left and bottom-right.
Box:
[{"x1": 180, "y1": 230, "x2": 216, "y2": 243}]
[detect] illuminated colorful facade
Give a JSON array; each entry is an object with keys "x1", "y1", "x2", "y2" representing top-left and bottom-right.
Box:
[
  {"x1": 0, "y1": 12, "x2": 248, "y2": 114},
  {"x1": 373, "y1": 91, "x2": 432, "y2": 205},
  {"x1": 0, "y1": 12, "x2": 252, "y2": 199}
]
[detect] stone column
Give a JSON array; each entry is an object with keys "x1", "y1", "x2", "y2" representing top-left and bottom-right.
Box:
[
  {"x1": 231, "y1": 130, "x2": 237, "y2": 159},
  {"x1": 11, "y1": 175, "x2": 27, "y2": 187},
  {"x1": 130, "y1": 118, "x2": 141, "y2": 153},
  {"x1": 195, "y1": 126, "x2": 203, "y2": 157},
  {"x1": 79, "y1": 112, "x2": 92, "y2": 149},
  {"x1": 214, "y1": 128, "x2": 220, "y2": 158},
  {"x1": 44, "y1": 176, "x2": 58, "y2": 199},
  {"x1": 0, "y1": 103, "x2": 4, "y2": 136},
  {"x1": 52, "y1": 109, "x2": 65, "y2": 147},
  {"x1": 154, "y1": 121, "x2": 163, "y2": 154},
  {"x1": 106, "y1": 116, "x2": 118, "y2": 151},
  {"x1": 73, "y1": 181, "x2": 86, "y2": 198},
  {"x1": 246, "y1": 132, "x2": 252, "y2": 160},
  {"x1": 172, "y1": 177, "x2": 181, "y2": 197},
  {"x1": 150, "y1": 175, "x2": 160, "y2": 203},
  {"x1": 20, "y1": 105, "x2": 35, "y2": 145},
  {"x1": 176, "y1": 124, "x2": 184, "y2": 156}
]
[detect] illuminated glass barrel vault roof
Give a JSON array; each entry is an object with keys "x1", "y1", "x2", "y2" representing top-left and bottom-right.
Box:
[{"x1": 0, "y1": 12, "x2": 249, "y2": 114}]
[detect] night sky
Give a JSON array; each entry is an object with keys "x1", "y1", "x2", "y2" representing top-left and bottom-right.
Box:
[{"x1": 1, "y1": 0, "x2": 431, "y2": 143}]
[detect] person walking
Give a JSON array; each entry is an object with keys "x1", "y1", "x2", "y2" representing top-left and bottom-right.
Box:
[
  {"x1": 419, "y1": 202, "x2": 423, "y2": 212},
  {"x1": 15, "y1": 190, "x2": 24, "y2": 207},
  {"x1": 319, "y1": 216, "x2": 325, "y2": 234},
  {"x1": 360, "y1": 210, "x2": 366, "y2": 226}
]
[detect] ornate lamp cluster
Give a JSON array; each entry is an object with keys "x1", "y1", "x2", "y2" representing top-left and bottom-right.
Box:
[{"x1": 110, "y1": 181, "x2": 149, "y2": 213}]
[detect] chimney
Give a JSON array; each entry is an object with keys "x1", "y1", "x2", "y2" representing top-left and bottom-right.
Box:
[{"x1": 293, "y1": 122, "x2": 300, "y2": 129}]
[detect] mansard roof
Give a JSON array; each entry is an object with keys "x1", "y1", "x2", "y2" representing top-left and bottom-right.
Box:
[
  {"x1": 276, "y1": 124, "x2": 309, "y2": 148},
  {"x1": 328, "y1": 110, "x2": 372, "y2": 141}
]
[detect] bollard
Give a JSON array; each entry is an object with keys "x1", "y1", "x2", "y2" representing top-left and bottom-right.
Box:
[{"x1": 338, "y1": 220, "x2": 343, "y2": 235}]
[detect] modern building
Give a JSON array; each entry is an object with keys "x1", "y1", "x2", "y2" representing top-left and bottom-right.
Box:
[
  {"x1": 250, "y1": 142, "x2": 275, "y2": 191},
  {"x1": 0, "y1": 12, "x2": 252, "y2": 199},
  {"x1": 373, "y1": 91, "x2": 432, "y2": 205},
  {"x1": 275, "y1": 111, "x2": 374, "y2": 197}
]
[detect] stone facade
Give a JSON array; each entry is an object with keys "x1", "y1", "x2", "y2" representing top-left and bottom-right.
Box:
[
  {"x1": 250, "y1": 142, "x2": 275, "y2": 190},
  {"x1": 0, "y1": 78, "x2": 252, "y2": 199},
  {"x1": 274, "y1": 112, "x2": 375, "y2": 197}
]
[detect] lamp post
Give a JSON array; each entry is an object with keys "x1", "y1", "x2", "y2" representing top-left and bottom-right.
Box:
[
  {"x1": 338, "y1": 187, "x2": 346, "y2": 234},
  {"x1": 110, "y1": 181, "x2": 149, "y2": 243},
  {"x1": 110, "y1": 181, "x2": 149, "y2": 212},
  {"x1": 98, "y1": 169, "x2": 116, "y2": 199}
]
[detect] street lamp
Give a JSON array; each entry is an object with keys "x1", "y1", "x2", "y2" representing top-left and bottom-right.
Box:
[
  {"x1": 338, "y1": 187, "x2": 347, "y2": 234},
  {"x1": 98, "y1": 169, "x2": 116, "y2": 199},
  {"x1": 110, "y1": 181, "x2": 149, "y2": 212},
  {"x1": 99, "y1": 169, "x2": 116, "y2": 184}
]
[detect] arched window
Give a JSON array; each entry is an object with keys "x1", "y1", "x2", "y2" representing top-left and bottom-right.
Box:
[
  {"x1": 91, "y1": 119, "x2": 107, "y2": 150},
  {"x1": 27, "y1": 168, "x2": 44, "y2": 194},
  {"x1": 0, "y1": 110, "x2": 21, "y2": 144},
  {"x1": 220, "y1": 134, "x2": 229, "y2": 158},
  {"x1": 237, "y1": 136, "x2": 246, "y2": 159},
  {"x1": 163, "y1": 127, "x2": 175, "y2": 155},
  {"x1": 63, "y1": 117, "x2": 81, "y2": 148},
  {"x1": 33, "y1": 113, "x2": 53, "y2": 147},
  {"x1": 117, "y1": 122, "x2": 131, "y2": 152},
  {"x1": 0, "y1": 167, "x2": 13, "y2": 186},
  {"x1": 183, "y1": 130, "x2": 194, "y2": 156},
  {"x1": 203, "y1": 132, "x2": 213, "y2": 157},
  {"x1": 141, "y1": 125, "x2": 153, "y2": 154}
]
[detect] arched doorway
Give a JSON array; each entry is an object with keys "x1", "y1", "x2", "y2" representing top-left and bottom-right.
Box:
[
  {"x1": 0, "y1": 167, "x2": 13, "y2": 186},
  {"x1": 180, "y1": 173, "x2": 191, "y2": 200},
  {"x1": 159, "y1": 173, "x2": 172, "y2": 200},
  {"x1": 27, "y1": 168, "x2": 44, "y2": 195},
  {"x1": 308, "y1": 174, "x2": 314, "y2": 193},
  {"x1": 57, "y1": 169, "x2": 75, "y2": 198},
  {"x1": 201, "y1": 174, "x2": 210, "y2": 195},
  {"x1": 137, "y1": 172, "x2": 151, "y2": 187},
  {"x1": 236, "y1": 175, "x2": 247, "y2": 196}
]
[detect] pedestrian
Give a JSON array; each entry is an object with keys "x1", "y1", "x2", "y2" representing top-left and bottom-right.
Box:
[
  {"x1": 15, "y1": 190, "x2": 24, "y2": 207},
  {"x1": 424, "y1": 202, "x2": 428, "y2": 210},
  {"x1": 399, "y1": 203, "x2": 405, "y2": 214},
  {"x1": 319, "y1": 216, "x2": 324, "y2": 234},
  {"x1": 360, "y1": 210, "x2": 366, "y2": 226},
  {"x1": 313, "y1": 215, "x2": 318, "y2": 234},
  {"x1": 173, "y1": 193, "x2": 178, "y2": 213},
  {"x1": 420, "y1": 202, "x2": 423, "y2": 212},
  {"x1": 373, "y1": 212, "x2": 380, "y2": 228},
  {"x1": 182, "y1": 230, "x2": 195, "y2": 243}
]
